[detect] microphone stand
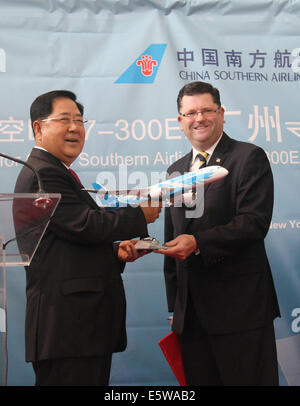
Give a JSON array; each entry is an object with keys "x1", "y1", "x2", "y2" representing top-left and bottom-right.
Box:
[{"x1": 0, "y1": 152, "x2": 52, "y2": 209}]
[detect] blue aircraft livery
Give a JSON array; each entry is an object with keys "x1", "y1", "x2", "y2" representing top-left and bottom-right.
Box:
[{"x1": 85, "y1": 166, "x2": 228, "y2": 207}]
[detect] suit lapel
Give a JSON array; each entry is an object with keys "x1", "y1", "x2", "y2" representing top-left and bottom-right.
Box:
[
  {"x1": 171, "y1": 150, "x2": 192, "y2": 176},
  {"x1": 204, "y1": 132, "x2": 230, "y2": 194},
  {"x1": 29, "y1": 148, "x2": 99, "y2": 209},
  {"x1": 169, "y1": 151, "x2": 192, "y2": 234},
  {"x1": 181, "y1": 133, "x2": 231, "y2": 232},
  {"x1": 207, "y1": 132, "x2": 231, "y2": 167}
]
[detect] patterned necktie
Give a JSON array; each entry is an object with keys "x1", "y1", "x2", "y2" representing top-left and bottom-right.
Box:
[
  {"x1": 197, "y1": 151, "x2": 208, "y2": 168},
  {"x1": 69, "y1": 168, "x2": 82, "y2": 185}
]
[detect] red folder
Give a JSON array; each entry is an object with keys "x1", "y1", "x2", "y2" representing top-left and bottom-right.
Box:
[{"x1": 158, "y1": 331, "x2": 187, "y2": 386}]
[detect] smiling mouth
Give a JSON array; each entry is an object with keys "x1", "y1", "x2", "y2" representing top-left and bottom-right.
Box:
[
  {"x1": 65, "y1": 139, "x2": 79, "y2": 143},
  {"x1": 193, "y1": 125, "x2": 208, "y2": 130}
]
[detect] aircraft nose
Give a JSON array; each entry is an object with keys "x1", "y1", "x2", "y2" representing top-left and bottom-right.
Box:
[{"x1": 220, "y1": 167, "x2": 229, "y2": 177}]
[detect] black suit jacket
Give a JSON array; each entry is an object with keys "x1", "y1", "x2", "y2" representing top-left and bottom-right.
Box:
[
  {"x1": 14, "y1": 148, "x2": 148, "y2": 362},
  {"x1": 164, "y1": 133, "x2": 280, "y2": 336}
]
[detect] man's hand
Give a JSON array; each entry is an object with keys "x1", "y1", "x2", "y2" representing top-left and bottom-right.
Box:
[
  {"x1": 155, "y1": 234, "x2": 197, "y2": 260},
  {"x1": 118, "y1": 240, "x2": 149, "y2": 262},
  {"x1": 140, "y1": 205, "x2": 161, "y2": 224}
]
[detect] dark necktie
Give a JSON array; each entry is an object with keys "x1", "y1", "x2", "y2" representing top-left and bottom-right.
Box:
[
  {"x1": 197, "y1": 151, "x2": 208, "y2": 168},
  {"x1": 69, "y1": 168, "x2": 82, "y2": 185}
]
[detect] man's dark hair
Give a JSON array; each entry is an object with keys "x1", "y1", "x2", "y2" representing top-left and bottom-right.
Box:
[
  {"x1": 177, "y1": 81, "x2": 221, "y2": 112},
  {"x1": 30, "y1": 90, "x2": 84, "y2": 130}
]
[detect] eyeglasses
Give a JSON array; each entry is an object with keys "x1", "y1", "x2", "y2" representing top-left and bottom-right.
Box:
[
  {"x1": 179, "y1": 107, "x2": 220, "y2": 119},
  {"x1": 39, "y1": 116, "x2": 88, "y2": 127}
]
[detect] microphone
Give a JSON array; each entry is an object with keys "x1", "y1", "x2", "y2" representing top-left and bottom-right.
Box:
[{"x1": 0, "y1": 152, "x2": 52, "y2": 209}]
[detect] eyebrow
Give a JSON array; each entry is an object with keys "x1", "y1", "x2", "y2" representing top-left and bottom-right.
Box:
[
  {"x1": 185, "y1": 106, "x2": 216, "y2": 112},
  {"x1": 56, "y1": 112, "x2": 83, "y2": 117}
]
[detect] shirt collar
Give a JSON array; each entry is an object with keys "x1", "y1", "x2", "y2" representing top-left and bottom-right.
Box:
[{"x1": 191, "y1": 132, "x2": 223, "y2": 166}]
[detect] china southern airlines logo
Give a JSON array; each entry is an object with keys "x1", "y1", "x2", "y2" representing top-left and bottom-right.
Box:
[{"x1": 115, "y1": 44, "x2": 167, "y2": 84}]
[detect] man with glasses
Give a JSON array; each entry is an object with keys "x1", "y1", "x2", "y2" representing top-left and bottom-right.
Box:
[
  {"x1": 14, "y1": 90, "x2": 161, "y2": 386},
  {"x1": 157, "y1": 82, "x2": 280, "y2": 385}
]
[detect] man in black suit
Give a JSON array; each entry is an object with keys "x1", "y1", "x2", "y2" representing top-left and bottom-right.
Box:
[
  {"x1": 14, "y1": 90, "x2": 161, "y2": 386},
  {"x1": 157, "y1": 82, "x2": 280, "y2": 385}
]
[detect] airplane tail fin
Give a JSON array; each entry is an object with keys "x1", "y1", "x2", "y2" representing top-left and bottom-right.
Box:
[{"x1": 92, "y1": 182, "x2": 106, "y2": 191}]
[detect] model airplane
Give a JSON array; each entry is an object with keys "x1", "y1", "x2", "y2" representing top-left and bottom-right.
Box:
[{"x1": 83, "y1": 165, "x2": 228, "y2": 208}]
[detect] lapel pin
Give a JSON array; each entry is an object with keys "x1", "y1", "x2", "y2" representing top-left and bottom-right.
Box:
[{"x1": 216, "y1": 158, "x2": 221, "y2": 163}]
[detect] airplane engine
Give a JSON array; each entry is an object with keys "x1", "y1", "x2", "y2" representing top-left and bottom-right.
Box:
[{"x1": 183, "y1": 192, "x2": 198, "y2": 207}]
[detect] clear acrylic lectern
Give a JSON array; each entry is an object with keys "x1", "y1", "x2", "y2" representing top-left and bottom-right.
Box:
[{"x1": 0, "y1": 193, "x2": 61, "y2": 386}]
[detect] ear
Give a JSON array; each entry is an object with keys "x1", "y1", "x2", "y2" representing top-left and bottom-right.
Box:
[
  {"x1": 220, "y1": 106, "x2": 226, "y2": 124},
  {"x1": 177, "y1": 114, "x2": 184, "y2": 131},
  {"x1": 33, "y1": 121, "x2": 43, "y2": 145}
]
